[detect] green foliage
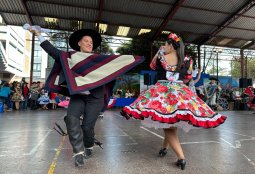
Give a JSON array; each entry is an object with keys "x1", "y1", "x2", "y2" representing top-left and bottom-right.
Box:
[
  {"x1": 116, "y1": 33, "x2": 154, "y2": 72},
  {"x1": 231, "y1": 58, "x2": 255, "y2": 78},
  {"x1": 231, "y1": 60, "x2": 241, "y2": 78},
  {"x1": 98, "y1": 38, "x2": 114, "y2": 54},
  {"x1": 116, "y1": 32, "x2": 197, "y2": 73}
]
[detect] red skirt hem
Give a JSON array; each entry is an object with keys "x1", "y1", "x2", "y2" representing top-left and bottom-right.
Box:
[{"x1": 122, "y1": 107, "x2": 227, "y2": 129}]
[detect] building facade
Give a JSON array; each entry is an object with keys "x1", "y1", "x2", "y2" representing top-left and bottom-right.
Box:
[{"x1": 0, "y1": 24, "x2": 48, "y2": 83}]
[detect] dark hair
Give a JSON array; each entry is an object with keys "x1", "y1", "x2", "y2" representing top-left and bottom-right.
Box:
[{"x1": 166, "y1": 38, "x2": 184, "y2": 72}]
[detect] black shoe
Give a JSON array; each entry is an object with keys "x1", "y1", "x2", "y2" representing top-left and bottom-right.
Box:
[
  {"x1": 74, "y1": 154, "x2": 84, "y2": 167},
  {"x1": 176, "y1": 159, "x2": 186, "y2": 170},
  {"x1": 158, "y1": 148, "x2": 167, "y2": 157},
  {"x1": 84, "y1": 148, "x2": 93, "y2": 159},
  {"x1": 120, "y1": 110, "x2": 130, "y2": 120}
]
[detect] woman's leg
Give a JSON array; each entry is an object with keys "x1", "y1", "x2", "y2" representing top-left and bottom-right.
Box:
[
  {"x1": 158, "y1": 129, "x2": 170, "y2": 156},
  {"x1": 165, "y1": 128, "x2": 185, "y2": 160},
  {"x1": 163, "y1": 129, "x2": 170, "y2": 149},
  {"x1": 15, "y1": 101, "x2": 20, "y2": 110}
]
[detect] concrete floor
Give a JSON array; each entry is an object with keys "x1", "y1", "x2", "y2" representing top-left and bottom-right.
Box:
[{"x1": 0, "y1": 109, "x2": 254, "y2": 174}]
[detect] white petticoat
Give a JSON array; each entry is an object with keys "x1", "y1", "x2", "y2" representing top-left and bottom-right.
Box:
[{"x1": 141, "y1": 117, "x2": 197, "y2": 133}]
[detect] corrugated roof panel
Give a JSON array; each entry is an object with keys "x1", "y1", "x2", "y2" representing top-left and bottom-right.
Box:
[
  {"x1": 126, "y1": 28, "x2": 155, "y2": 38},
  {"x1": 217, "y1": 28, "x2": 255, "y2": 40},
  {"x1": 0, "y1": 0, "x2": 24, "y2": 13},
  {"x1": 127, "y1": 28, "x2": 140, "y2": 38},
  {"x1": 242, "y1": 5, "x2": 255, "y2": 17},
  {"x1": 166, "y1": 21, "x2": 217, "y2": 34},
  {"x1": 104, "y1": 25, "x2": 118, "y2": 36},
  {"x1": 230, "y1": 40, "x2": 248, "y2": 48},
  {"x1": 249, "y1": 45, "x2": 255, "y2": 50},
  {"x1": 58, "y1": 20, "x2": 96, "y2": 30},
  {"x1": 104, "y1": 0, "x2": 171, "y2": 17},
  {"x1": 2, "y1": 13, "x2": 27, "y2": 25},
  {"x1": 27, "y1": 1, "x2": 98, "y2": 21},
  {"x1": 32, "y1": 16, "x2": 96, "y2": 31},
  {"x1": 228, "y1": 17, "x2": 255, "y2": 31},
  {"x1": 101, "y1": 11, "x2": 162, "y2": 28},
  {"x1": 174, "y1": 7, "x2": 229, "y2": 25},
  {"x1": 181, "y1": 34, "x2": 198, "y2": 43},
  {"x1": 183, "y1": 0, "x2": 249, "y2": 13},
  {"x1": 31, "y1": 0, "x2": 98, "y2": 8},
  {"x1": 159, "y1": 0, "x2": 176, "y2": 3}
]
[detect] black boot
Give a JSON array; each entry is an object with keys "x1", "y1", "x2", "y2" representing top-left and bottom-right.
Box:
[
  {"x1": 158, "y1": 148, "x2": 167, "y2": 157},
  {"x1": 81, "y1": 125, "x2": 95, "y2": 158},
  {"x1": 176, "y1": 159, "x2": 186, "y2": 170},
  {"x1": 64, "y1": 116, "x2": 85, "y2": 166},
  {"x1": 84, "y1": 148, "x2": 93, "y2": 158},
  {"x1": 74, "y1": 154, "x2": 84, "y2": 167}
]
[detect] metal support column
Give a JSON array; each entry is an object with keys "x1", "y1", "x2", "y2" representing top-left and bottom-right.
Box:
[
  {"x1": 29, "y1": 33, "x2": 35, "y2": 86},
  {"x1": 197, "y1": 45, "x2": 201, "y2": 69},
  {"x1": 240, "y1": 49, "x2": 244, "y2": 79}
]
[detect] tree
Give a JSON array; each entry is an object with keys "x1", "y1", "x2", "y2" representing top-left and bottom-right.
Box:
[
  {"x1": 96, "y1": 37, "x2": 114, "y2": 54},
  {"x1": 231, "y1": 58, "x2": 255, "y2": 78},
  {"x1": 116, "y1": 32, "x2": 197, "y2": 73},
  {"x1": 116, "y1": 32, "x2": 155, "y2": 73}
]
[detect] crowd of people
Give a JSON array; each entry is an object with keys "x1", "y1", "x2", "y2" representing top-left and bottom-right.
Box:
[{"x1": 0, "y1": 79, "x2": 68, "y2": 111}]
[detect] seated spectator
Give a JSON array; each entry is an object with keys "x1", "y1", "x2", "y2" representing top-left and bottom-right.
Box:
[
  {"x1": 0, "y1": 81, "x2": 12, "y2": 111},
  {"x1": 11, "y1": 82, "x2": 22, "y2": 110},
  {"x1": 21, "y1": 82, "x2": 29, "y2": 110},
  {"x1": 30, "y1": 82, "x2": 40, "y2": 110},
  {"x1": 49, "y1": 92, "x2": 58, "y2": 109},
  {"x1": 38, "y1": 85, "x2": 50, "y2": 109}
]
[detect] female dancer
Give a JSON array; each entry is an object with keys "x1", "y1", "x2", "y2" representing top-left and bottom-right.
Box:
[{"x1": 121, "y1": 33, "x2": 227, "y2": 170}]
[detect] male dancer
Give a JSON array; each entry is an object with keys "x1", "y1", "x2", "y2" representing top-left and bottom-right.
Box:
[{"x1": 28, "y1": 27, "x2": 144, "y2": 167}]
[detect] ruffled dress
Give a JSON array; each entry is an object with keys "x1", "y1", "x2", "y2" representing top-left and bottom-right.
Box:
[
  {"x1": 38, "y1": 90, "x2": 50, "y2": 105},
  {"x1": 121, "y1": 55, "x2": 227, "y2": 132}
]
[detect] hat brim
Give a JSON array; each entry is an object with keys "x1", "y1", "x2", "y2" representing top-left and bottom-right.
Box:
[
  {"x1": 69, "y1": 29, "x2": 102, "y2": 51},
  {"x1": 209, "y1": 77, "x2": 218, "y2": 81}
]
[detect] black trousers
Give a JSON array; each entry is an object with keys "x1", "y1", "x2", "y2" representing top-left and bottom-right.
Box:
[
  {"x1": 65, "y1": 94, "x2": 104, "y2": 153},
  {"x1": 30, "y1": 99, "x2": 38, "y2": 110}
]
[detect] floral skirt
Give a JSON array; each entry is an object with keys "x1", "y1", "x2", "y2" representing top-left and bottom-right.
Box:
[{"x1": 122, "y1": 80, "x2": 227, "y2": 130}]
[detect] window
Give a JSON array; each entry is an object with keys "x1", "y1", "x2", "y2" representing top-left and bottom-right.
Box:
[{"x1": 33, "y1": 63, "x2": 41, "y2": 71}]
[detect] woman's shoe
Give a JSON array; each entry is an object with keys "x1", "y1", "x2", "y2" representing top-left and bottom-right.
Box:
[
  {"x1": 158, "y1": 148, "x2": 167, "y2": 157},
  {"x1": 176, "y1": 159, "x2": 186, "y2": 170}
]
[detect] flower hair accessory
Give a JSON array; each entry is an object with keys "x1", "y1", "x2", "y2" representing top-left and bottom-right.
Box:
[{"x1": 168, "y1": 33, "x2": 181, "y2": 42}]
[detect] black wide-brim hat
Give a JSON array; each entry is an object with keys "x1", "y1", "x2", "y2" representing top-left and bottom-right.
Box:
[
  {"x1": 69, "y1": 29, "x2": 102, "y2": 51},
  {"x1": 209, "y1": 77, "x2": 218, "y2": 81}
]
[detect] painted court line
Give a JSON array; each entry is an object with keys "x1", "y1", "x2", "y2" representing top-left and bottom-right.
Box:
[
  {"x1": 0, "y1": 129, "x2": 52, "y2": 133},
  {"x1": 23, "y1": 130, "x2": 52, "y2": 156},
  {"x1": 48, "y1": 136, "x2": 66, "y2": 174},
  {"x1": 215, "y1": 129, "x2": 255, "y2": 138},
  {"x1": 141, "y1": 126, "x2": 220, "y2": 145},
  {"x1": 220, "y1": 138, "x2": 236, "y2": 148},
  {"x1": 140, "y1": 126, "x2": 164, "y2": 139}
]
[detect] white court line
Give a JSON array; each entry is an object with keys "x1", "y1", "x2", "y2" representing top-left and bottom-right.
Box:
[
  {"x1": 240, "y1": 153, "x2": 255, "y2": 167},
  {"x1": 23, "y1": 130, "x2": 52, "y2": 156},
  {"x1": 140, "y1": 126, "x2": 164, "y2": 139},
  {"x1": 141, "y1": 126, "x2": 220, "y2": 145},
  {"x1": 0, "y1": 129, "x2": 51, "y2": 133},
  {"x1": 140, "y1": 126, "x2": 255, "y2": 168},
  {"x1": 0, "y1": 145, "x2": 31, "y2": 149},
  {"x1": 215, "y1": 129, "x2": 255, "y2": 138},
  {"x1": 238, "y1": 138, "x2": 255, "y2": 141},
  {"x1": 117, "y1": 127, "x2": 138, "y2": 144},
  {"x1": 220, "y1": 138, "x2": 236, "y2": 148},
  {"x1": 181, "y1": 141, "x2": 219, "y2": 145}
]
